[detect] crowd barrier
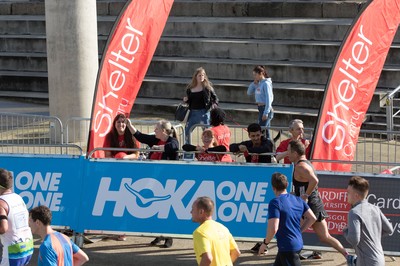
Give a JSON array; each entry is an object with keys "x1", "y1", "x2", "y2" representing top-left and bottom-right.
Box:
[
  {"x1": 2, "y1": 112, "x2": 399, "y2": 174},
  {"x1": 2, "y1": 153, "x2": 293, "y2": 240},
  {"x1": 303, "y1": 172, "x2": 400, "y2": 256}
]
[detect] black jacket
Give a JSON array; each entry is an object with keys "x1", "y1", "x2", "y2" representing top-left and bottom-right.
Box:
[
  {"x1": 134, "y1": 131, "x2": 179, "y2": 160},
  {"x1": 186, "y1": 87, "x2": 219, "y2": 111},
  {"x1": 230, "y1": 137, "x2": 273, "y2": 163}
]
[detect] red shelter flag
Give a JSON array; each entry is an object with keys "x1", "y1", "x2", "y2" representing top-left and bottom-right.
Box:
[
  {"x1": 87, "y1": 0, "x2": 174, "y2": 158},
  {"x1": 310, "y1": 0, "x2": 400, "y2": 171}
]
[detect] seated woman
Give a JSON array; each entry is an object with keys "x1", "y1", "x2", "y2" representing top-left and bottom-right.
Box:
[
  {"x1": 127, "y1": 119, "x2": 178, "y2": 247},
  {"x1": 182, "y1": 129, "x2": 226, "y2": 162},
  {"x1": 104, "y1": 114, "x2": 140, "y2": 159},
  {"x1": 128, "y1": 119, "x2": 179, "y2": 161}
]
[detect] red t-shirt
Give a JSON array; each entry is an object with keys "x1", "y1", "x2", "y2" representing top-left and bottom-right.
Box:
[
  {"x1": 150, "y1": 140, "x2": 166, "y2": 160},
  {"x1": 196, "y1": 152, "x2": 221, "y2": 162},
  {"x1": 244, "y1": 151, "x2": 261, "y2": 163},
  {"x1": 276, "y1": 138, "x2": 310, "y2": 164},
  {"x1": 211, "y1": 125, "x2": 232, "y2": 162},
  {"x1": 104, "y1": 134, "x2": 140, "y2": 158}
]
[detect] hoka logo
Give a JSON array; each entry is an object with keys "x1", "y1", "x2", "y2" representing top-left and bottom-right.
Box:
[{"x1": 92, "y1": 177, "x2": 270, "y2": 223}]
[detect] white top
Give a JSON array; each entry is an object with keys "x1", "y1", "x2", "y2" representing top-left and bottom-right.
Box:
[{"x1": 0, "y1": 193, "x2": 33, "y2": 266}]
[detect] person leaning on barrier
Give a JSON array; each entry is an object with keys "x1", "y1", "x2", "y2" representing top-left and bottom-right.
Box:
[
  {"x1": 182, "y1": 129, "x2": 226, "y2": 162},
  {"x1": 104, "y1": 114, "x2": 140, "y2": 159},
  {"x1": 288, "y1": 140, "x2": 351, "y2": 261},
  {"x1": 128, "y1": 119, "x2": 179, "y2": 161},
  {"x1": 209, "y1": 108, "x2": 232, "y2": 162},
  {"x1": 28, "y1": 205, "x2": 89, "y2": 266},
  {"x1": 258, "y1": 173, "x2": 317, "y2": 266},
  {"x1": 229, "y1": 123, "x2": 273, "y2": 163},
  {"x1": 275, "y1": 119, "x2": 310, "y2": 164},
  {"x1": 0, "y1": 168, "x2": 34, "y2": 266},
  {"x1": 127, "y1": 119, "x2": 178, "y2": 247},
  {"x1": 343, "y1": 176, "x2": 394, "y2": 266},
  {"x1": 191, "y1": 196, "x2": 241, "y2": 266}
]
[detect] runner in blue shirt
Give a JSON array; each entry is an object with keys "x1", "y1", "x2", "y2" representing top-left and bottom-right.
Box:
[{"x1": 258, "y1": 173, "x2": 316, "y2": 266}]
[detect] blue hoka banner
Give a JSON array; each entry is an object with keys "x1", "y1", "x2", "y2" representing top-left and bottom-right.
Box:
[
  {"x1": 1, "y1": 154, "x2": 293, "y2": 239},
  {"x1": 80, "y1": 160, "x2": 294, "y2": 238},
  {"x1": 1, "y1": 155, "x2": 85, "y2": 228}
]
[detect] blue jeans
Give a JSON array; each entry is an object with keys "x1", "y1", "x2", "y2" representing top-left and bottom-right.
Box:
[
  {"x1": 185, "y1": 109, "x2": 209, "y2": 143},
  {"x1": 258, "y1": 105, "x2": 274, "y2": 139}
]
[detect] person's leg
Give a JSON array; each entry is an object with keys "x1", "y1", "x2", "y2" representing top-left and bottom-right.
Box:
[
  {"x1": 185, "y1": 112, "x2": 194, "y2": 144},
  {"x1": 312, "y1": 220, "x2": 348, "y2": 257},
  {"x1": 273, "y1": 252, "x2": 283, "y2": 266},
  {"x1": 274, "y1": 251, "x2": 301, "y2": 266},
  {"x1": 265, "y1": 110, "x2": 274, "y2": 139},
  {"x1": 185, "y1": 110, "x2": 203, "y2": 144},
  {"x1": 258, "y1": 105, "x2": 266, "y2": 127}
]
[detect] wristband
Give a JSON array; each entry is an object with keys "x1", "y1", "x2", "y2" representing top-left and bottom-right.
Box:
[
  {"x1": 302, "y1": 193, "x2": 310, "y2": 198},
  {"x1": 263, "y1": 239, "x2": 269, "y2": 246}
]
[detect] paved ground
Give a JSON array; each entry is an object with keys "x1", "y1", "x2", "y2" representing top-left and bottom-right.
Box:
[{"x1": 26, "y1": 235, "x2": 398, "y2": 266}]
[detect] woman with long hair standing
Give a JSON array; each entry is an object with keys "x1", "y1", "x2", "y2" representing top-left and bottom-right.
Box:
[
  {"x1": 183, "y1": 67, "x2": 219, "y2": 143},
  {"x1": 247, "y1": 65, "x2": 274, "y2": 139}
]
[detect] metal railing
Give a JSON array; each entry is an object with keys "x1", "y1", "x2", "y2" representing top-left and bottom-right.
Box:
[
  {"x1": 0, "y1": 143, "x2": 83, "y2": 156},
  {"x1": 384, "y1": 84, "x2": 400, "y2": 138},
  {"x1": 0, "y1": 113, "x2": 63, "y2": 155},
  {"x1": 65, "y1": 118, "x2": 185, "y2": 151},
  {"x1": 188, "y1": 124, "x2": 400, "y2": 174},
  {"x1": 1, "y1": 112, "x2": 399, "y2": 174}
]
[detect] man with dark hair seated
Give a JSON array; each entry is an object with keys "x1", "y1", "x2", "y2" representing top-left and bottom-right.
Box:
[{"x1": 230, "y1": 123, "x2": 273, "y2": 163}]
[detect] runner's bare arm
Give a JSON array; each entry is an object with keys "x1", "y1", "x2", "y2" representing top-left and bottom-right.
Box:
[
  {"x1": 73, "y1": 249, "x2": 89, "y2": 266},
  {"x1": 0, "y1": 201, "x2": 9, "y2": 234},
  {"x1": 199, "y1": 251, "x2": 213, "y2": 266},
  {"x1": 301, "y1": 209, "x2": 317, "y2": 232}
]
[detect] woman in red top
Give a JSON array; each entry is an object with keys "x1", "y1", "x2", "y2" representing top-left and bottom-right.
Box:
[
  {"x1": 209, "y1": 108, "x2": 232, "y2": 162},
  {"x1": 104, "y1": 114, "x2": 140, "y2": 159}
]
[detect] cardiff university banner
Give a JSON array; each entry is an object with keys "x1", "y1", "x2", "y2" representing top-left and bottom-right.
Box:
[
  {"x1": 87, "y1": 0, "x2": 174, "y2": 157},
  {"x1": 311, "y1": 0, "x2": 400, "y2": 171}
]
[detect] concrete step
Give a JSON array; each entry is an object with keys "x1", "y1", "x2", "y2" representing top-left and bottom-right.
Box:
[
  {"x1": 153, "y1": 37, "x2": 400, "y2": 65},
  {"x1": 0, "y1": 34, "x2": 109, "y2": 53},
  {"x1": 2, "y1": 34, "x2": 399, "y2": 67},
  {"x1": 146, "y1": 56, "x2": 400, "y2": 88},
  {"x1": 0, "y1": 70, "x2": 47, "y2": 93},
  {"x1": 170, "y1": 0, "x2": 367, "y2": 18},
  {"x1": 130, "y1": 96, "x2": 319, "y2": 128},
  {"x1": 0, "y1": 89, "x2": 392, "y2": 131},
  {"x1": 0, "y1": 52, "x2": 47, "y2": 72},
  {"x1": 1, "y1": 15, "x2": 398, "y2": 43},
  {"x1": 139, "y1": 76, "x2": 386, "y2": 112},
  {"x1": 0, "y1": 1, "x2": 368, "y2": 18},
  {"x1": 0, "y1": 71, "x2": 387, "y2": 112},
  {"x1": 3, "y1": 52, "x2": 398, "y2": 88},
  {"x1": 0, "y1": 15, "x2": 360, "y2": 42}
]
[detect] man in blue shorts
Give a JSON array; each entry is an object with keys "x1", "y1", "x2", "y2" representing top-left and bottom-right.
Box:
[
  {"x1": 28, "y1": 205, "x2": 89, "y2": 266},
  {"x1": 258, "y1": 172, "x2": 316, "y2": 265}
]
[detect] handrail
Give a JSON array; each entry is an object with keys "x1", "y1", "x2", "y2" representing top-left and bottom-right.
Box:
[
  {"x1": 387, "y1": 84, "x2": 400, "y2": 99},
  {"x1": 0, "y1": 143, "x2": 83, "y2": 155},
  {"x1": 384, "y1": 84, "x2": 400, "y2": 136}
]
